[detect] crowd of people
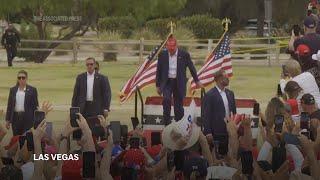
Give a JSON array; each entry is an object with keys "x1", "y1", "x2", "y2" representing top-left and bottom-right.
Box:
[{"x1": 0, "y1": 4, "x2": 320, "y2": 180}]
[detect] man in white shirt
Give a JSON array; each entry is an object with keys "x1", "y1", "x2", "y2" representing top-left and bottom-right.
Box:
[
  {"x1": 72, "y1": 57, "x2": 111, "y2": 119},
  {"x1": 156, "y1": 36, "x2": 202, "y2": 125}
]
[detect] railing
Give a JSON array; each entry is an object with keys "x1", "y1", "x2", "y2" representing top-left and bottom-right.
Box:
[{"x1": 0, "y1": 37, "x2": 291, "y2": 65}]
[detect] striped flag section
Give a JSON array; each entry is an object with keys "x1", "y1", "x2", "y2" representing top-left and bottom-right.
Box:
[
  {"x1": 189, "y1": 32, "x2": 232, "y2": 92},
  {"x1": 119, "y1": 35, "x2": 171, "y2": 103}
]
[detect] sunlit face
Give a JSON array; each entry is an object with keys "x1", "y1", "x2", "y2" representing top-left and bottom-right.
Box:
[
  {"x1": 166, "y1": 39, "x2": 177, "y2": 56},
  {"x1": 17, "y1": 73, "x2": 27, "y2": 86},
  {"x1": 216, "y1": 71, "x2": 229, "y2": 87},
  {"x1": 86, "y1": 59, "x2": 95, "y2": 73}
]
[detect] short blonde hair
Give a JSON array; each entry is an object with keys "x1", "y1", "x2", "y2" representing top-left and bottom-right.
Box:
[{"x1": 283, "y1": 60, "x2": 301, "y2": 77}]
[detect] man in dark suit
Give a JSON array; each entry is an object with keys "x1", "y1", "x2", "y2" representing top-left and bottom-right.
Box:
[
  {"x1": 203, "y1": 69, "x2": 236, "y2": 145},
  {"x1": 72, "y1": 57, "x2": 111, "y2": 119},
  {"x1": 156, "y1": 36, "x2": 202, "y2": 125},
  {"x1": 6, "y1": 70, "x2": 39, "y2": 135},
  {"x1": 1, "y1": 24, "x2": 20, "y2": 67}
]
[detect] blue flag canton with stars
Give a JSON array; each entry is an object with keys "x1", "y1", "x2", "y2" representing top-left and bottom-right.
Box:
[{"x1": 213, "y1": 34, "x2": 231, "y2": 60}]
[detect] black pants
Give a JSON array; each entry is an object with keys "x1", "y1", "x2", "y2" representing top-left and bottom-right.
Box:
[
  {"x1": 162, "y1": 79, "x2": 184, "y2": 126},
  {"x1": 6, "y1": 46, "x2": 17, "y2": 67},
  {"x1": 12, "y1": 112, "x2": 28, "y2": 136},
  {"x1": 83, "y1": 101, "x2": 100, "y2": 119}
]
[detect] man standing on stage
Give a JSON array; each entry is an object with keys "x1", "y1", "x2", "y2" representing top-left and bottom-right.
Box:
[
  {"x1": 72, "y1": 57, "x2": 111, "y2": 119},
  {"x1": 1, "y1": 24, "x2": 20, "y2": 67},
  {"x1": 156, "y1": 36, "x2": 202, "y2": 126}
]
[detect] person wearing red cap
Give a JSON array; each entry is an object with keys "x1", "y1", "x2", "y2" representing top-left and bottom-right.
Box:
[
  {"x1": 288, "y1": 16, "x2": 320, "y2": 73},
  {"x1": 156, "y1": 36, "x2": 202, "y2": 126}
]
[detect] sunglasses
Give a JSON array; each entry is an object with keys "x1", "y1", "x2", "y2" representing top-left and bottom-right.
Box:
[
  {"x1": 86, "y1": 63, "x2": 94, "y2": 66},
  {"x1": 17, "y1": 76, "x2": 26, "y2": 80}
]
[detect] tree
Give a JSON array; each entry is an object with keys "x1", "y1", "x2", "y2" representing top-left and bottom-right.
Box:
[
  {"x1": 0, "y1": 0, "x2": 186, "y2": 62},
  {"x1": 256, "y1": 0, "x2": 265, "y2": 37}
]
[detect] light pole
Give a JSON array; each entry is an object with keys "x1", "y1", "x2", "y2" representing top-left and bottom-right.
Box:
[{"x1": 265, "y1": 0, "x2": 272, "y2": 67}]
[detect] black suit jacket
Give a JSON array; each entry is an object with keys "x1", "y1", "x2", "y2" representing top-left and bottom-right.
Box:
[
  {"x1": 71, "y1": 72, "x2": 111, "y2": 114},
  {"x1": 6, "y1": 85, "x2": 39, "y2": 126},
  {"x1": 203, "y1": 87, "x2": 236, "y2": 136},
  {"x1": 156, "y1": 49, "x2": 199, "y2": 97}
]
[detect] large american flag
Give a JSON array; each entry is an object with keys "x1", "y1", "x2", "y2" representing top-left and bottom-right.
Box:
[
  {"x1": 190, "y1": 32, "x2": 232, "y2": 92},
  {"x1": 119, "y1": 38, "x2": 169, "y2": 103}
]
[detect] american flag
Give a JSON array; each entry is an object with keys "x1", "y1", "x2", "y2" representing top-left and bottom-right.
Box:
[
  {"x1": 119, "y1": 39, "x2": 169, "y2": 103},
  {"x1": 190, "y1": 32, "x2": 232, "y2": 91}
]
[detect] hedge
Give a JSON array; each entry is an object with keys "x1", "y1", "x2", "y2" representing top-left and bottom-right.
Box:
[
  {"x1": 179, "y1": 15, "x2": 224, "y2": 39},
  {"x1": 98, "y1": 16, "x2": 137, "y2": 38},
  {"x1": 145, "y1": 18, "x2": 176, "y2": 38}
]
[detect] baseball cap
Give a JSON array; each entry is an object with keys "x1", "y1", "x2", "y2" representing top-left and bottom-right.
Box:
[
  {"x1": 183, "y1": 157, "x2": 208, "y2": 178},
  {"x1": 296, "y1": 44, "x2": 311, "y2": 57},
  {"x1": 301, "y1": 93, "x2": 316, "y2": 105},
  {"x1": 304, "y1": 16, "x2": 316, "y2": 28}
]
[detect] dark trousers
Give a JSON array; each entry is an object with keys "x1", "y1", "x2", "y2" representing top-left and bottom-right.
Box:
[
  {"x1": 6, "y1": 46, "x2": 17, "y2": 67},
  {"x1": 12, "y1": 112, "x2": 27, "y2": 136},
  {"x1": 83, "y1": 101, "x2": 99, "y2": 119},
  {"x1": 162, "y1": 79, "x2": 184, "y2": 126}
]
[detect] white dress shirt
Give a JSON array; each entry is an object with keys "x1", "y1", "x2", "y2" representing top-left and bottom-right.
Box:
[
  {"x1": 15, "y1": 87, "x2": 26, "y2": 112},
  {"x1": 86, "y1": 71, "x2": 95, "y2": 101},
  {"x1": 217, "y1": 86, "x2": 230, "y2": 118},
  {"x1": 280, "y1": 72, "x2": 320, "y2": 108},
  {"x1": 168, "y1": 50, "x2": 178, "y2": 78}
]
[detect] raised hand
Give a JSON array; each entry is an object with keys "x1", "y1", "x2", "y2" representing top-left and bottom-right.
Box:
[
  {"x1": 41, "y1": 101, "x2": 53, "y2": 115},
  {"x1": 98, "y1": 115, "x2": 108, "y2": 128},
  {"x1": 62, "y1": 117, "x2": 79, "y2": 137},
  {"x1": 33, "y1": 120, "x2": 47, "y2": 140},
  {"x1": 76, "y1": 113, "x2": 91, "y2": 133}
]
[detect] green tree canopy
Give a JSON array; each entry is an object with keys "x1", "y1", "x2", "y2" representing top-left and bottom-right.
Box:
[{"x1": 0, "y1": 0, "x2": 187, "y2": 62}]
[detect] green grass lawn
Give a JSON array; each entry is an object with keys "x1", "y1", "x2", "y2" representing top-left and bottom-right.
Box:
[{"x1": 0, "y1": 62, "x2": 281, "y2": 130}]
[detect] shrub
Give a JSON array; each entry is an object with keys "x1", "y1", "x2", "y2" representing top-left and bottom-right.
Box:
[
  {"x1": 145, "y1": 18, "x2": 175, "y2": 38},
  {"x1": 172, "y1": 26, "x2": 196, "y2": 51},
  {"x1": 178, "y1": 15, "x2": 223, "y2": 39},
  {"x1": 98, "y1": 16, "x2": 137, "y2": 38},
  {"x1": 131, "y1": 28, "x2": 160, "y2": 53},
  {"x1": 97, "y1": 31, "x2": 123, "y2": 61}
]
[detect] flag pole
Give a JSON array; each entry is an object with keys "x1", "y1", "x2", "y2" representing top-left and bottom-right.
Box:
[
  {"x1": 119, "y1": 22, "x2": 176, "y2": 103},
  {"x1": 204, "y1": 18, "x2": 231, "y2": 62},
  {"x1": 189, "y1": 18, "x2": 231, "y2": 95}
]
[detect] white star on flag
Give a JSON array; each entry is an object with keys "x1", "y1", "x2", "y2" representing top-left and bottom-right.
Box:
[{"x1": 155, "y1": 117, "x2": 162, "y2": 124}]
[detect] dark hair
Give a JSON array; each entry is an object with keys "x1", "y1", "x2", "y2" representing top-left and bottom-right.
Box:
[
  {"x1": 0, "y1": 165, "x2": 23, "y2": 180},
  {"x1": 213, "y1": 69, "x2": 226, "y2": 80},
  {"x1": 86, "y1": 57, "x2": 96, "y2": 63},
  {"x1": 17, "y1": 70, "x2": 28, "y2": 78},
  {"x1": 284, "y1": 81, "x2": 301, "y2": 99}
]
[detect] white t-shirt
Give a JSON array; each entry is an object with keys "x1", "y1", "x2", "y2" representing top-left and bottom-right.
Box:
[{"x1": 280, "y1": 72, "x2": 320, "y2": 108}]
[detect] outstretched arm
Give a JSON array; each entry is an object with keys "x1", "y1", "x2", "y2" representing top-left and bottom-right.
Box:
[{"x1": 186, "y1": 52, "x2": 199, "y2": 82}]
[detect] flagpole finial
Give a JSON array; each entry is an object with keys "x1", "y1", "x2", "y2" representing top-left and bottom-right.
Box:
[
  {"x1": 167, "y1": 21, "x2": 176, "y2": 34},
  {"x1": 222, "y1": 18, "x2": 231, "y2": 32}
]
